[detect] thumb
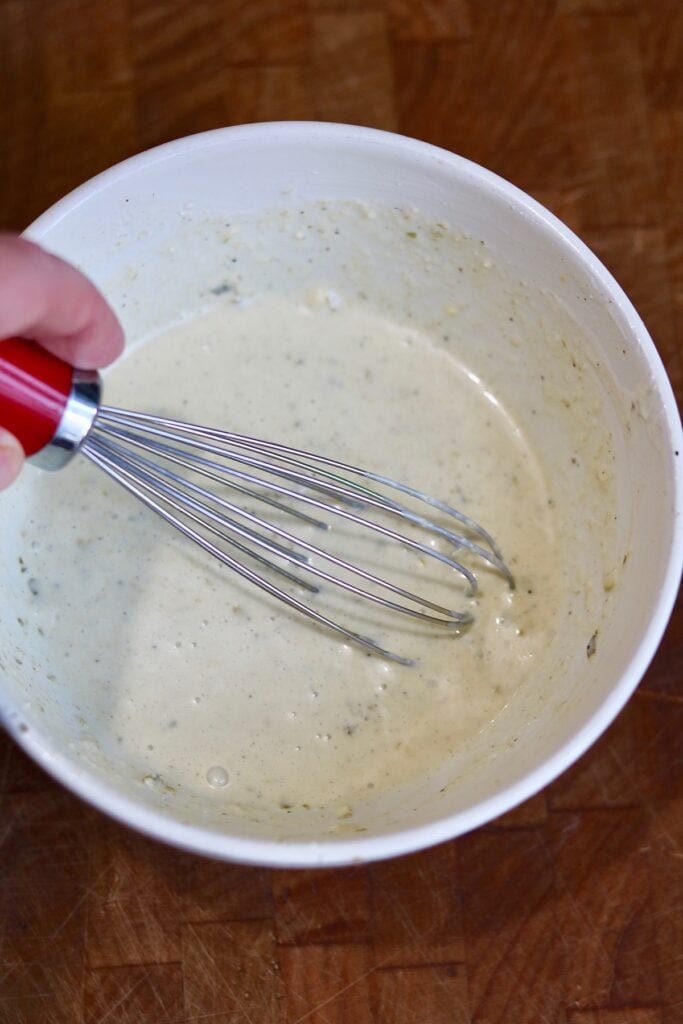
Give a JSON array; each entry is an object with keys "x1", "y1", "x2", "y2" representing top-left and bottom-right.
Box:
[{"x1": 0, "y1": 428, "x2": 24, "y2": 490}]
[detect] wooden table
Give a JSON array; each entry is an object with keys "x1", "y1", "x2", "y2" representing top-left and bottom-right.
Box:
[{"x1": 1, "y1": 2, "x2": 681, "y2": 1021}]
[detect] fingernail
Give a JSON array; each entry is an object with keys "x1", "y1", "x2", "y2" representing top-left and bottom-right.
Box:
[{"x1": 0, "y1": 428, "x2": 24, "y2": 489}]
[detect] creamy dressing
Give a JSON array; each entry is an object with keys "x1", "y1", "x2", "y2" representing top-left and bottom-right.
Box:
[{"x1": 14, "y1": 288, "x2": 564, "y2": 823}]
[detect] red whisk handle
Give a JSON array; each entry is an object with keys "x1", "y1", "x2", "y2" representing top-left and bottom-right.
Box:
[
  {"x1": 0, "y1": 337, "x2": 101, "y2": 469},
  {"x1": 0, "y1": 337, "x2": 72, "y2": 457}
]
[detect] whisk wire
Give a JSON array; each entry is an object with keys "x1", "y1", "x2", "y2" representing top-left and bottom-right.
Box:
[
  {"x1": 80, "y1": 407, "x2": 515, "y2": 663},
  {"x1": 84, "y1": 442, "x2": 420, "y2": 666},
  {"x1": 94, "y1": 419, "x2": 485, "y2": 591},
  {"x1": 87, "y1": 434, "x2": 473, "y2": 626},
  {"x1": 98, "y1": 407, "x2": 510, "y2": 577}
]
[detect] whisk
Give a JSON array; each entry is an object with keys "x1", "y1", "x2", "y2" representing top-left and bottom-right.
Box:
[{"x1": 0, "y1": 337, "x2": 514, "y2": 665}]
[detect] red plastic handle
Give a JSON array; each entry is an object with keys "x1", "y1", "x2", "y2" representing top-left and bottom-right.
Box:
[{"x1": 0, "y1": 338, "x2": 73, "y2": 457}]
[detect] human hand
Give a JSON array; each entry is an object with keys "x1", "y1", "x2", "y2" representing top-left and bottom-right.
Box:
[{"x1": 0, "y1": 234, "x2": 124, "y2": 489}]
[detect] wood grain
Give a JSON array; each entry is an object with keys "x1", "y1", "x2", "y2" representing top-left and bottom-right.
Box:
[
  {"x1": 273, "y1": 867, "x2": 371, "y2": 945},
  {"x1": 460, "y1": 827, "x2": 564, "y2": 1023},
  {"x1": 370, "y1": 963, "x2": 470, "y2": 1024},
  {"x1": 279, "y1": 943, "x2": 372, "y2": 1024},
  {"x1": 183, "y1": 920, "x2": 282, "y2": 1024},
  {"x1": 369, "y1": 844, "x2": 464, "y2": 966},
  {"x1": 86, "y1": 820, "x2": 184, "y2": 968},
  {"x1": 1, "y1": 1, "x2": 682, "y2": 1021}
]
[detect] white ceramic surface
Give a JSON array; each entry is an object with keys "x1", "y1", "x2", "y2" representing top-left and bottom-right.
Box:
[{"x1": 1, "y1": 122, "x2": 680, "y2": 866}]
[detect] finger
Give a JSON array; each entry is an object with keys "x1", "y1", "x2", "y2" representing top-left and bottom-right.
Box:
[
  {"x1": 0, "y1": 234, "x2": 124, "y2": 369},
  {"x1": 0, "y1": 427, "x2": 24, "y2": 490}
]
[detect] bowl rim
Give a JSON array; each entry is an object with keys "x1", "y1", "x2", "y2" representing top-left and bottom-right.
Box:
[{"x1": 4, "y1": 120, "x2": 682, "y2": 867}]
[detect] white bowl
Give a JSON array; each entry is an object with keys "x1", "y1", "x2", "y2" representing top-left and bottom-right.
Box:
[{"x1": 1, "y1": 123, "x2": 681, "y2": 866}]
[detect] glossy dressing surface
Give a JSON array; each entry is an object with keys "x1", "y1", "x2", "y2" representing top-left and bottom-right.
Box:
[{"x1": 11, "y1": 287, "x2": 564, "y2": 829}]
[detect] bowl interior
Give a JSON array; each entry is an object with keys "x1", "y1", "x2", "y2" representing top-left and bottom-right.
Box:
[{"x1": 0, "y1": 124, "x2": 679, "y2": 865}]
